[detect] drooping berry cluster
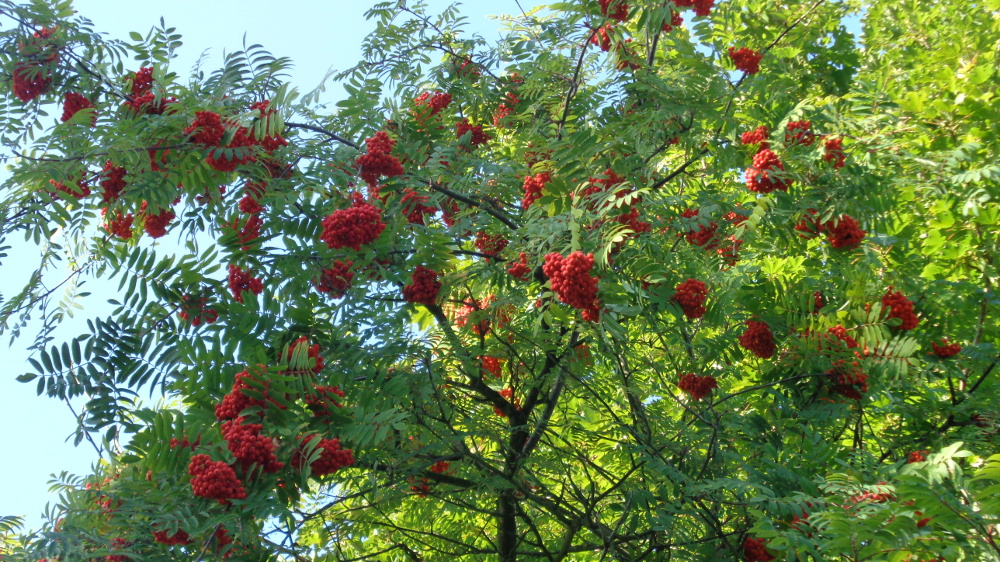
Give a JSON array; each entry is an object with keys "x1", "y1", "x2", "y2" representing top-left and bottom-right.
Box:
[
  {"x1": 590, "y1": 23, "x2": 613, "y2": 52},
  {"x1": 678, "y1": 373, "x2": 718, "y2": 401},
  {"x1": 681, "y1": 209, "x2": 719, "y2": 248},
  {"x1": 227, "y1": 264, "x2": 263, "y2": 303},
  {"x1": 320, "y1": 199, "x2": 386, "y2": 251},
  {"x1": 825, "y1": 214, "x2": 866, "y2": 249},
  {"x1": 598, "y1": 0, "x2": 629, "y2": 21},
  {"x1": 674, "y1": 0, "x2": 715, "y2": 16},
  {"x1": 152, "y1": 527, "x2": 191, "y2": 546},
  {"x1": 830, "y1": 360, "x2": 868, "y2": 400},
  {"x1": 188, "y1": 454, "x2": 247, "y2": 502},
  {"x1": 221, "y1": 417, "x2": 284, "y2": 473},
  {"x1": 100, "y1": 161, "x2": 127, "y2": 203},
  {"x1": 740, "y1": 125, "x2": 769, "y2": 148},
  {"x1": 226, "y1": 214, "x2": 263, "y2": 251},
  {"x1": 522, "y1": 171, "x2": 550, "y2": 209},
  {"x1": 672, "y1": 278, "x2": 708, "y2": 320},
  {"x1": 357, "y1": 131, "x2": 404, "y2": 187},
  {"x1": 742, "y1": 537, "x2": 775, "y2": 562},
  {"x1": 543, "y1": 252, "x2": 600, "y2": 312},
  {"x1": 305, "y1": 385, "x2": 345, "y2": 417},
  {"x1": 141, "y1": 201, "x2": 175, "y2": 239},
  {"x1": 494, "y1": 387, "x2": 519, "y2": 417},
  {"x1": 785, "y1": 120, "x2": 815, "y2": 146},
  {"x1": 214, "y1": 368, "x2": 272, "y2": 421},
  {"x1": 12, "y1": 62, "x2": 52, "y2": 102},
  {"x1": 400, "y1": 188, "x2": 437, "y2": 225},
  {"x1": 824, "y1": 137, "x2": 846, "y2": 168},
  {"x1": 744, "y1": 149, "x2": 792, "y2": 193},
  {"x1": 474, "y1": 231, "x2": 508, "y2": 259},
  {"x1": 402, "y1": 265, "x2": 442, "y2": 306},
  {"x1": 882, "y1": 288, "x2": 919, "y2": 330},
  {"x1": 315, "y1": 260, "x2": 354, "y2": 299},
  {"x1": 739, "y1": 320, "x2": 776, "y2": 359},
  {"x1": 293, "y1": 435, "x2": 354, "y2": 476},
  {"x1": 456, "y1": 118, "x2": 491, "y2": 148},
  {"x1": 728, "y1": 47, "x2": 763, "y2": 74},
  {"x1": 184, "y1": 111, "x2": 227, "y2": 146},
  {"x1": 48, "y1": 178, "x2": 91, "y2": 199},
  {"x1": 481, "y1": 356, "x2": 503, "y2": 377},
  {"x1": 931, "y1": 338, "x2": 961, "y2": 358},
  {"x1": 412, "y1": 91, "x2": 453, "y2": 120},
  {"x1": 61, "y1": 92, "x2": 96, "y2": 125},
  {"x1": 102, "y1": 209, "x2": 134, "y2": 239},
  {"x1": 661, "y1": 10, "x2": 683, "y2": 31},
  {"x1": 508, "y1": 252, "x2": 532, "y2": 281},
  {"x1": 908, "y1": 450, "x2": 929, "y2": 463}
]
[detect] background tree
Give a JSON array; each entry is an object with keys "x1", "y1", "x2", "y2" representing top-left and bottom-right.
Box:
[{"x1": 1, "y1": 0, "x2": 999, "y2": 560}]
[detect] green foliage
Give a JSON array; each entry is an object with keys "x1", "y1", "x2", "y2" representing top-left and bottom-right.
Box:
[{"x1": 0, "y1": 0, "x2": 998, "y2": 560}]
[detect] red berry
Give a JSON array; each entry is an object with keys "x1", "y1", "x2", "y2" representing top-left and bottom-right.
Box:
[
  {"x1": 320, "y1": 199, "x2": 386, "y2": 251},
  {"x1": 227, "y1": 264, "x2": 263, "y2": 303},
  {"x1": 402, "y1": 265, "x2": 442, "y2": 306},
  {"x1": 61, "y1": 92, "x2": 96, "y2": 125},
  {"x1": 824, "y1": 215, "x2": 865, "y2": 250},
  {"x1": 739, "y1": 320, "x2": 776, "y2": 359},
  {"x1": 188, "y1": 454, "x2": 247, "y2": 503},
  {"x1": 728, "y1": 47, "x2": 763, "y2": 74},
  {"x1": 882, "y1": 287, "x2": 919, "y2": 330},
  {"x1": 678, "y1": 373, "x2": 718, "y2": 401},
  {"x1": 744, "y1": 148, "x2": 791, "y2": 193},
  {"x1": 543, "y1": 252, "x2": 600, "y2": 311},
  {"x1": 931, "y1": 338, "x2": 961, "y2": 358},
  {"x1": 742, "y1": 537, "x2": 775, "y2": 562},
  {"x1": 672, "y1": 278, "x2": 708, "y2": 320},
  {"x1": 315, "y1": 260, "x2": 354, "y2": 299}
]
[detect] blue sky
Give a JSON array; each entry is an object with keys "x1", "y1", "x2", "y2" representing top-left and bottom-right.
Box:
[{"x1": 2, "y1": 0, "x2": 530, "y2": 531}]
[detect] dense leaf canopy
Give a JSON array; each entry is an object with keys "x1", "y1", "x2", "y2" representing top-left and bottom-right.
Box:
[{"x1": 1, "y1": 0, "x2": 999, "y2": 560}]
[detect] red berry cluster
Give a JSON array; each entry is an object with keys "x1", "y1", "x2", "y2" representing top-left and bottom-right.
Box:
[
  {"x1": 456, "y1": 118, "x2": 491, "y2": 148},
  {"x1": 12, "y1": 62, "x2": 52, "y2": 102},
  {"x1": 681, "y1": 209, "x2": 719, "y2": 248},
  {"x1": 227, "y1": 264, "x2": 263, "y2": 303},
  {"x1": 474, "y1": 231, "x2": 508, "y2": 259},
  {"x1": 678, "y1": 373, "x2": 718, "y2": 401},
  {"x1": 508, "y1": 252, "x2": 532, "y2": 281},
  {"x1": 830, "y1": 360, "x2": 868, "y2": 400},
  {"x1": 481, "y1": 356, "x2": 503, "y2": 378},
  {"x1": 717, "y1": 235, "x2": 743, "y2": 266},
  {"x1": 675, "y1": 0, "x2": 714, "y2": 16},
  {"x1": 882, "y1": 288, "x2": 919, "y2": 330},
  {"x1": 402, "y1": 265, "x2": 442, "y2": 306},
  {"x1": 141, "y1": 201, "x2": 175, "y2": 239},
  {"x1": 413, "y1": 90, "x2": 452, "y2": 116},
  {"x1": 494, "y1": 387, "x2": 519, "y2": 417},
  {"x1": 824, "y1": 214, "x2": 866, "y2": 249},
  {"x1": 105, "y1": 538, "x2": 132, "y2": 562},
  {"x1": 61, "y1": 92, "x2": 96, "y2": 125},
  {"x1": 613, "y1": 207, "x2": 651, "y2": 234},
  {"x1": 493, "y1": 91, "x2": 520, "y2": 127},
  {"x1": 226, "y1": 214, "x2": 263, "y2": 251},
  {"x1": 100, "y1": 161, "x2": 127, "y2": 204},
  {"x1": 785, "y1": 120, "x2": 815, "y2": 146},
  {"x1": 908, "y1": 450, "x2": 928, "y2": 463},
  {"x1": 744, "y1": 149, "x2": 792, "y2": 193},
  {"x1": 598, "y1": 0, "x2": 629, "y2": 21},
  {"x1": 239, "y1": 193, "x2": 264, "y2": 214},
  {"x1": 48, "y1": 178, "x2": 91, "y2": 200},
  {"x1": 221, "y1": 417, "x2": 284, "y2": 473},
  {"x1": 742, "y1": 537, "x2": 775, "y2": 562},
  {"x1": 543, "y1": 252, "x2": 600, "y2": 313},
  {"x1": 661, "y1": 10, "x2": 683, "y2": 31},
  {"x1": 824, "y1": 137, "x2": 846, "y2": 168},
  {"x1": 355, "y1": 131, "x2": 405, "y2": 187},
  {"x1": 320, "y1": 199, "x2": 386, "y2": 250},
  {"x1": 122, "y1": 67, "x2": 176, "y2": 115},
  {"x1": 739, "y1": 320, "x2": 776, "y2": 359},
  {"x1": 102, "y1": 209, "x2": 134, "y2": 239},
  {"x1": 178, "y1": 294, "x2": 218, "y2": 326},
  {"x1": 315, "y1": 260, "x2": 354, "y2": 299},
  {"x1": 248, "y1": 100, "x2": 289, "y2": 152},
  {"x1": 590, "y1": 23, "x2": 613, "y2": 52},
  {"x1": 400, "y1": 188, "x2": 437, "y2": 225},
  {"x1": 931, "y1": 338, "x2": 961, "y2": 358},
  {"x1": 728, "y1": 47, "x2": 763, "y2": 74},
  {"x1": 740, "y1": 125, "x2": 769, "y2": 148},
  {"x1": 672, "y1": 278, "x2": 708, "y2": 320},
  {"x1": 188, "y1": 454, "x2": 247, "y2": 502},
  {"x1": 184, "y1": 111, "x2": 226, "y2": 146},
  {"x1": 214, "y1": 368, "x2": 272, "y2": 421},
  {"x1": 522, "y1": 171, "x2": 551, "y2": 209},
  {"x1": 455, "y1": 299, "x2": 491, "y2": 335},
  {"x1": 152, "y1": 528, "x2": 191, "y2": 546},
  {"x1": 293, "y1": 435, "x2": 354, "y2": 476}
]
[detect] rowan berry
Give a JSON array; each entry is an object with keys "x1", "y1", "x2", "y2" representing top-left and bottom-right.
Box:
[
  {"x1": 672, "y1": 278, "x2": 708, "y2": 320},
  {"x1": 543, "y1": 252, "x2": 599, "y2": 311},
  {"x1": 678, "y1": 373, "x2": 717, "y2": 401},
  {"x1": 729, "y1": 47, "x2": 762, "y2": 74},
  {"x1": 221, "y1": 417, "x2": 284, "y2": 473},
  {"x1": 227, "y1": 264, "x2": 263, "y2": 303},
  {"x1": 402, "y1": 265, "x2": 442, "y2": 306},
  {"x1": 745, "y1": 149, "x2": 791, "y2": 193},
  {"x1": 882, "y1": 287, "x2": 919, "y2": 330},
  {"x1": 739, "y1": 320, "x2": 776, "y2": 359},
  {"x1": 61, "y1": 92, "x2": 96, "y2": 125},
  {"x1": 522, "y1": 171, "x2": 550, "y2": 209},
  {"x1": 740, "y1": 125, "x2": 769, "y2": 149},
  {"x1": 456, "y1": 118, "x2": 490, "y2": 148},
  {"x1": 599, "y1": 0, "x2": 629, "y2": 21},
  {"x1": 293, "y1": 435, "x2": 354, "y2": 476},
  {"x1": 320, "y1": 200, "x2": 386, "y2": 250},
  {"x1": 824, "y1": 215, "x2": 865, "y2": 250},
  {"x1": 931, "y1": 338, "x2": 961, "y2": 358},
  {"x1": 824, "y1": 137, "x2": 846, "y2": 168},
  {"x1": 742, "y1": 537, "x2": 775, "y2": 562},
  {"x1": 315, "y1": 260, "x2": 354, "y2": 299},
  {"x1": 785, "y1": 120, "x2": 815, "y2": 146},
  {"x1": 189, "y1": 454, "x2": 247, "y2": 502}
]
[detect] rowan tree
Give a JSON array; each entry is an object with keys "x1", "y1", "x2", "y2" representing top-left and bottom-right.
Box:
[{"x1": 1, "y1": 0, "x2": 999, "y2": 560}]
